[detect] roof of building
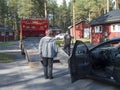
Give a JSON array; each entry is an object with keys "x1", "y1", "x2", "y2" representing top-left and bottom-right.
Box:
[
  {"x1": 68, "y1": 20, "x2": 89, "y2": 29},
  {"x1": 89, "y1": 9, "x2": 120, "y2": 25},
  {"x1": 0, "y1": 25, "x2": 14, "y2": 32}
]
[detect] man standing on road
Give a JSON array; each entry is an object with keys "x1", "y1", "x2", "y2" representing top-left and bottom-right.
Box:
[
  {"x1": 63, "y1": 31, "x2": 72, "y2": 56},
  {"x1": 39, "y1": 30, "x2": 58, "y2": 79}
]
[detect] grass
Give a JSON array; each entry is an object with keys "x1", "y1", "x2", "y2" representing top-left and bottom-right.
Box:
[
  {"x1": 56, "y1": 39, "x2": 64, "y2": 46},
  {"x1": 76, "y1": 38, "x2": 90, "y2": 43},
  {"x1": 0, "y1": 42, "x2": 17, "y2": 46},
  {"x1": 56, "y1": 38, "x2": 90, "y2": 46},
  {"x1": 0, "y1": 53, "x2": 16, "y2": 63}
]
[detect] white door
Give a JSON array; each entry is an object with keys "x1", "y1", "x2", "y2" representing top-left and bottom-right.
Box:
[{"x1": 84, "y1": 28, "x2": 90, "y2": 38}]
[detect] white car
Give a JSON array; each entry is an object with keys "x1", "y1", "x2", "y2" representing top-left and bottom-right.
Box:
[{"x1": 55, "y1": 33, "x2": 65, "y2": 39}]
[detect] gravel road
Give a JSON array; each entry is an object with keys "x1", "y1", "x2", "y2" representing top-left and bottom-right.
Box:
[{"x1": 0, "y1": 41, "x2": 119, "y2": 90}]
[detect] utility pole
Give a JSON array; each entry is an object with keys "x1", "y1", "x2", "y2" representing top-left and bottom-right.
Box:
[
  {"x1": 107, "y1": 0, "x2": 109, "y2": 12},
  {"x1": 88, "y1": 0, "x2": 91, "y2": 21},
  {"x1": 29, "y1": 0, "x2": 31, "y2": 18},
  {"x1": 114, "y1": 0, "x2": 119, "y2": 9},
  {"x1": 44, "y1": 0, "x2": 47, "y2": 19},
  {"x1": 72, "y1": 0, "x2": 76, "y2": 42}
]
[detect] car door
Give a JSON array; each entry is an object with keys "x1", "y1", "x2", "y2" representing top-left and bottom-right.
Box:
[{"x1": 69, "y1": 40, "x2": 91, "y2": 82}]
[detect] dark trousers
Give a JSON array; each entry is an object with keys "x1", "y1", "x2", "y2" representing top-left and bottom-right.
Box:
[
  {"x1": 64, "y1": 44, "x2": 71, "y2": 56},
  {"x1": 42, "y1": 57, "x2": 53, "y2": 78}
]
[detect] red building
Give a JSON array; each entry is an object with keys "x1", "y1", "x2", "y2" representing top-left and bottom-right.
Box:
[
  {"x1": 0, "y1": 25, "x2": 15, "y2": 41},
  {"x1": 90, "y1": 9, "x2": 120, "y2": 44},
  {"x1": 68, "y1": 20, "x2": 90, "y2": 39}
]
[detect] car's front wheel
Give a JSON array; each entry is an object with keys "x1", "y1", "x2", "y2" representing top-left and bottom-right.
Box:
[{"x1": 113, "y1": 67, "x2": 120, "y2": 82}]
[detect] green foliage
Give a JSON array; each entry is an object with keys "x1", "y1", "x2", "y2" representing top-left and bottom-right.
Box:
[
  {"x1": 71, "y1": 38, "x2": 90, "y2": 45},
  {"x1": 31, "y1": 0, "x2": 44, "y2": 18},
  {"x1": 0, "y1": 0, "x2": 7, "y2": 24},
  {"x1": 0, "y1": 0, "x2": 120, "y2": 34},
  {"x1": 56, "y1": 39, "x2": 64, "y2": 46},
  {"x1": 58, "y1": 0, "x2": 71, "y2": 32},
  {"x1": 17, "y1": 0, "x2": 34, "y2": 18},
  {"x1": 0, "y1": 42, "x2": 17, "y2": 46},
  {"x1": 76, "y1": 38, "x2": 90, "y2": 43},
  {"x1": 75, "y1": 0, "x2": 106, "y2": 21},
  {"x1": 0, "y1": 53, "x2": 15, "y2": 63},
  {"x1": 56, "y1": 38, "x2": 90, "y2": 46},
  {"x1": 47, "y1": 0, "x2": 58, "y2": 25}
]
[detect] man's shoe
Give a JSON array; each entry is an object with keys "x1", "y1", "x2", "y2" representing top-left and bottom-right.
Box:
[
  {"x1": 49, "y1": 77, "x2": 53, "y2": 79},
  {"x1": 45, "y1": 76, "x2": 49, "y2": 79}
]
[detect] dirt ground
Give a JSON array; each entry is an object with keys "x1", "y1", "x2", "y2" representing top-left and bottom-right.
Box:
[{"x1": 0, "y1": 41, "x2": 120, "y2": 90}]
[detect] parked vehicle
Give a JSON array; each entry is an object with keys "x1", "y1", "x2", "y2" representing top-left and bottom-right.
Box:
[
  {"x1": 69, "y1": 38, "x2": 120, "y2": 85},
  {"x1": 19, "y1": 18, "x2": 49, "y2": 62},
  {"x1": 55, "y1": 33, "x2": 65, "y2": 39},
  {"x1": 19, "y1": 18, "x2": 69, "y2": 64}
]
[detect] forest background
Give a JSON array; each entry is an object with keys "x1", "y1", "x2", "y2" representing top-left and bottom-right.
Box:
[{"x1": 0, "y1": 0, "x2": 120, "y2": 32}]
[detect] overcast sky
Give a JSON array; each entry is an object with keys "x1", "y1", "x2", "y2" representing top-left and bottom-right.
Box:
[{"x1": 56, "y1": 0, "x2": 70, "y2": 6}]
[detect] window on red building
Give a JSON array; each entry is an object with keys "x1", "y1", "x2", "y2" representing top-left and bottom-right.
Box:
[
  {"x1": 111, "y1": 24, "x2": 120, "y2": 32},
  {"x1": 1, "y1": 32, "x2": 5, "y2": 36},
  {"x1": 94, "y1": 25, "x2": 102, "y2": 33},
  {"x1": 9, "y1": 32, "x2": 13, "y2": 36}
]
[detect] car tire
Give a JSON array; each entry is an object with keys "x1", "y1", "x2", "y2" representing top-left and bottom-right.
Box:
[{"x1": 113, "y1": 67, "x2": 120, "y2": 82}]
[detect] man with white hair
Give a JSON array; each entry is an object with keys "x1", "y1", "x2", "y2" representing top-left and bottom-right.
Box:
[{"x1": 39, "y1": 29, "x2": 58, "y2": 79}]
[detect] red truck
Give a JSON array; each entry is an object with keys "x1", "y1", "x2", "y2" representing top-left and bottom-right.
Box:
[
  {"x1": 20, "y1": 18, "x2": 49, "y2": 37},
  {"x1": 20, "y1": 18, "x2": 49, "y2": 63}
]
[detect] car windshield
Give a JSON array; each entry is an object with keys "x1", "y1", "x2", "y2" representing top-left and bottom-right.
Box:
[
  {"x1": 102, "y1": 41, "x2": 120, "y2": 48},
  {"x1": 91, "y1": 39, "x2": 120, "y2": 52}
]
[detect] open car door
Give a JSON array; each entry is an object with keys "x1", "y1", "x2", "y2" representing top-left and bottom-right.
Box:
[{"x1": 69, "y1": 40, "x2": 91, "y2": 82}]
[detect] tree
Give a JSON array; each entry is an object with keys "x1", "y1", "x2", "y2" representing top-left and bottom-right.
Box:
[
  {"x1": 119, "y1": 0, "x2": 120, "y2": 8},
  {"x1": 59, "y1": 0, "x2": 68, "y2": 31},
  {"x1": 31, "y1": 0, "x2": 44, "y2": 18},
  {"x1": 0, "y1": 0, "x2": 7, "y2": 24},
  {"x1": 1, "y1": 0, "x2": 119, "y2": 34},
  {"x1": 17, "y1": 0, "x2": 33, "y2": 18},
  {"x1": 74, "y1": 0, "x2": 114, "y2": 21},
  {"x1": 47, "y1": 0, "x2": 58, "y2": 25},
  {"x1": 75, "y1": 0, "x2": 99, "y2": 21}
]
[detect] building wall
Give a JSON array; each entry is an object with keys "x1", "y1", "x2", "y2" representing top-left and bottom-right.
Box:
[
  {"x1": 70, "y1": 21, "x2": 90, "y2": 39},
  {"x1": 91, "y1": 24, "x2": 110, "y2": 44},
  {"x1": 0, "y1": 31, "x2": 14, "y2": 41},
  {"x1": 109, "y1": 32, "x2": 120, "y2": 39},
  {"x1": 91, "y1": 23, "x2": 120, "y2": 44}
]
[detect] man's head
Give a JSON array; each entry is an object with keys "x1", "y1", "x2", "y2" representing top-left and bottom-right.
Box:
[
  {"x1": 66, "y1": 31, "x2": 69, "y2": 35},
  {"x1": 45, "y1": 29, "x2": 54, "y2": 37}
]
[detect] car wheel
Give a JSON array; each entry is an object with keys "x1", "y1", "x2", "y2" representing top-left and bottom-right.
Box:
[{"x1": 113, "y1": 67, "x2": 120, "y2": 82}]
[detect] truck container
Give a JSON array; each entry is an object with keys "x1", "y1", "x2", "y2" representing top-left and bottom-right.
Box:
[{"x1": 20, "y1": 18, "x2": 49, "y2": 63}]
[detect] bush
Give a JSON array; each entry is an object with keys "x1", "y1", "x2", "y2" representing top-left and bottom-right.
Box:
[
  {"x1": 0, "y1": 42, "x2": 17, "y2": 46},
  {"x1": 76, "y1": 38, "x2": 90, "y2": 43},
  {"x1": 0, "y1": 53, "x2": 16, "y2": 63},
  {"x1": 56, "y1": 40, "x2": 64, "y2": 46}
]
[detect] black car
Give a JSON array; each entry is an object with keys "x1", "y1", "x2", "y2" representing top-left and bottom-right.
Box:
[{"x1": 69, "y1": 38, "x2": 120, "y2": 85}]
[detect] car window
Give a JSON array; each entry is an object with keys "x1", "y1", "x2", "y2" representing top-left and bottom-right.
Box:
[
  {"x1": 75, "y1": 44, "x2": 87, "y2": 57},
  {"x1": 96, "y1": 41, "x2": 120, "y2": 50}
]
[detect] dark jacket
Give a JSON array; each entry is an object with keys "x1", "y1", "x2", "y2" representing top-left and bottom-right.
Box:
[{"x1": 64, "y1": 34, "x2": 71, "y2": 45}]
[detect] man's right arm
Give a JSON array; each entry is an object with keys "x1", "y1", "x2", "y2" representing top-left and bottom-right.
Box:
[{"x1": 38, "y1": 38, "x2": 43, "y2": 55}]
